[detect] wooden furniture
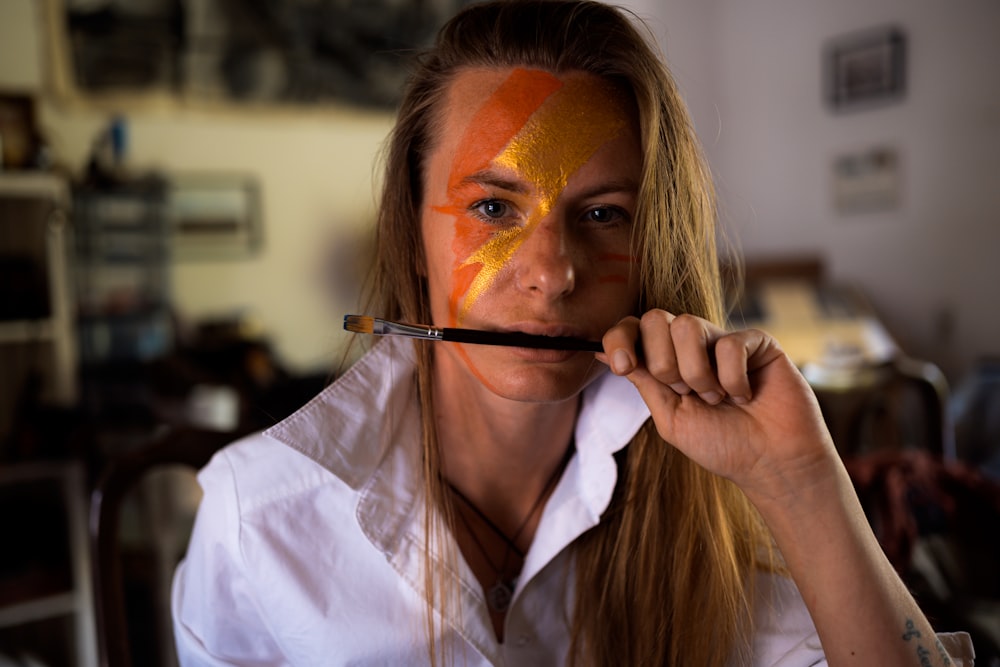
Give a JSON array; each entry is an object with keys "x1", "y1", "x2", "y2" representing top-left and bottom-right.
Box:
[
  {"x1": 0, "y1": 172, "x2": 76, "y2": 447},
  {"x1": 731, "y1": 271, "x2": 951, "y2": 459},
  {"x1": 810, "y1": 355, "x2": 952, "y2": 460},
  {"x1": 0, "y1": 461, "x2": 97, "y2": 667},
  {"x1": 90, "y1": 425, "x2": 243, "y2": 667}
]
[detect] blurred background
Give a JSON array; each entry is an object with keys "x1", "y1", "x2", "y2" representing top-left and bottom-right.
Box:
[{"x1": 0, "y1": 0, "x2": 997, "y2": 665}]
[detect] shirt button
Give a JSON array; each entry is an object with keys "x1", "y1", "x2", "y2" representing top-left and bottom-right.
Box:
[{"x1": 515, "y1": 634, "x2": 530, "y2": 647}]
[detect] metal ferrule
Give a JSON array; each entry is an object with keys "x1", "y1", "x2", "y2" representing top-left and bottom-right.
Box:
[{"x1": 374, "y1": 319, "x2": 444, "y2": 341}]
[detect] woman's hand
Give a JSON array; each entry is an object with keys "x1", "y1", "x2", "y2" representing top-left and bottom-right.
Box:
[
  {"x1": 598, "y1": 310, "x2": 839, "y2": 502},
  {"x1": 599, "y1": 311, "x2": 967, "y2": 666}
]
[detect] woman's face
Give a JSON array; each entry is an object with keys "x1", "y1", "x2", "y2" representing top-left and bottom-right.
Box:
[{"x1": 420, "y1": 67, "x2": 642, "y2": 402}]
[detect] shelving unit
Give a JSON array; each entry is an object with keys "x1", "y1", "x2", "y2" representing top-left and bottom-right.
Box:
[
  {"x1": 0, "y1": 172, "x2": 77, "y2": 446},
  {"x1": 73, "y1": 177, "x2": 171, "y2": 367},
  {"x1": 0, "y1": 461, "x2": 97, "y2": 667}
]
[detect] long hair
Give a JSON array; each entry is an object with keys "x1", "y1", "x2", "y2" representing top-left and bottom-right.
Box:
[{"x1": 368, "y1": 1, "x2": 774, "y2": 664}]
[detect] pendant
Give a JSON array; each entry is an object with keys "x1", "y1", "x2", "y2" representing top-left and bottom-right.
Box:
[{"x1": 486, "y1": 579, "x2": 514, "y2": 613}]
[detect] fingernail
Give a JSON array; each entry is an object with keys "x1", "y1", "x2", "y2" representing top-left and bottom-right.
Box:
[
  {"x1": 701, "y1": 391, "x2": 723, "y2": 405},
  {"x1": 732, "y1": 394, "x2": 750, "y2": 405},
  {"x1": 612, "y1": 349, "x2": 632, "y2": 374},
  {"x1": 669, "y1": 382, "x2": 690, "y2": 395}
]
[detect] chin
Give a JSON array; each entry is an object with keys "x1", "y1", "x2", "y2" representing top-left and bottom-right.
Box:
[{"x1": 475, "y1": 352, "x2": 606, "y2": 403}]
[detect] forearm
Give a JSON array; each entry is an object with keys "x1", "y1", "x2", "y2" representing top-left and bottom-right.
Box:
[
  {"x1": 747, "y1": 455, "x2": 955, "y2": 667},
  {"x1": 600, "y1": 316, "x2": 965, "y2": 663}
]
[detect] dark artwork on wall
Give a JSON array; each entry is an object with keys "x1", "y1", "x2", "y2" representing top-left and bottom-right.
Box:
[
  {"x1": 0, "y1": 94, "x2": 43, "y2": 169},
  {"x1": 64, "y1": 0, "x2": 477, "y2": 109},
  {"x1": 825, "y1": 26, "x2": 906, "y2": 112}
]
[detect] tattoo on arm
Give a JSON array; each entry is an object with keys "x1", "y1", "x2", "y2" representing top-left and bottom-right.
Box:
[
  {"x1": 935, "y1": 637, "x2": 954, "y2": 666},
  {"x1": 902, "y1": 619, "x2": 952, "y2": 666},
  {"x1": 902, "y1": 619, "x2": 922, "y2": 641}
]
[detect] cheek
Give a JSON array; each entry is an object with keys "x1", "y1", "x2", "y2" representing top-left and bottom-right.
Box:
[
  {"x1": 451, "y1": 214, "x2": 494, "y2": 262},
  {"x1": 424, "y1": 211, "x2": 497, "y2": 322},
  {"x1": 592, "y1": 251, "x2": 642, "y2": 317},
  {"x1": 595, "y1": 252, "x2": 639, "y2": 285},
  {"x1": 421, "y1": 215, "x2": 455, "y2": 296},
  {"x1": 430, "y1": 194, "x2": 499, "y2": 321}
]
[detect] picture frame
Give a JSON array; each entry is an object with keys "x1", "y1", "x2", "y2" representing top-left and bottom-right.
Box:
[
  {"x1": 167, "y1": 174, "x2": 262, "y2": 260},
  {"x1": 832, "y1": 146, "x2": 901, "y2": 214},
  {"x1": 60, "y1": 0, "x2": 477, "y2": 109},
  {"x1": 825, "y1": 27, "x2": 906, "y2": 111},
  {"x1": 0, "y1": 94, "x2": 41, "y2": 169}
]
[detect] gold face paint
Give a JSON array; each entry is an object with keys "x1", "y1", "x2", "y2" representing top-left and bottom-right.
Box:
[{"x1": 445, "y1": 71, "x2": 627, "y2": 324}]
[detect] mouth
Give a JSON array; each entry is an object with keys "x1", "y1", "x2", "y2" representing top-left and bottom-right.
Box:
[
  {"x1": 475, "y1": 322, "x2": 601, "y2": 358},
  {"x1": 501, "y1": 321, "x2": 594, "y2": 340}
]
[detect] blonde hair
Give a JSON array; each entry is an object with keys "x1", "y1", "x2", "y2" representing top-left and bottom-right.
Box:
[{"x1": 368, "y1": 1, "x2": 774, "y2": 664}]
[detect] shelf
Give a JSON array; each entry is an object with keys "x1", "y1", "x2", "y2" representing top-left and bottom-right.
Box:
[
  {"x1": 0, "y1": 318, "x2": 55, "y2": 344},
  {"x1": 73, "y1": 181, "x2": 172, "y2": 368},
  {"x1": 0, "y1": 591, "x2": 78, "y2": 629},
  {"x1": 0, "y1": 462, "x2": 97, "y2": 666},
  {"x1": 0, "y1": 172, "x2": 69, "y2": 202}
]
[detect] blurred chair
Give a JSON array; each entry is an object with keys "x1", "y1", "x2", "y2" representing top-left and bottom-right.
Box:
[
  {"x1": 951, "y1": 358, "x2": 1000, "y2": 478},
  {"x1": 89, "y1": 425, "x2": 247, "y2": 667},
  {"x1": 824, "y1": 358, "x2": 1000, "y2": 664},
  {"x1": 809, "y1": 354, "x2": 954, "y2": 460}
]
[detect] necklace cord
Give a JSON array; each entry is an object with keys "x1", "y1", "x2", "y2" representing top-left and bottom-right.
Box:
[
  {"x1": 447, "y1": 483, "x2": 526, "y2": 558},
  {"x1": 446, "y1": 441, "x2": 575, "y2": 573},
  {"x1": 445, "y1": 441, "x2": 574, "y2": 614}
]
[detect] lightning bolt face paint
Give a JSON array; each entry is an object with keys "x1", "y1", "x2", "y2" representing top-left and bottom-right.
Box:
[
  {"x1": 420, "y1": 67, "x2": 642, "y2": 401},
  {"x1": 434, "y1": 68, "x2": 629, "y2": 325}
]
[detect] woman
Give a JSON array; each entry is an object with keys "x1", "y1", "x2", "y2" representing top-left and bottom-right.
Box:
[{"x1": 172, "y1": 1, "x2": 971, "y2": 665}]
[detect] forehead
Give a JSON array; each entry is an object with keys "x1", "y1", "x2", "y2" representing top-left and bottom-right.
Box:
[{"x1": 433, "y1": 67, "x2": 635, "y2": 161}]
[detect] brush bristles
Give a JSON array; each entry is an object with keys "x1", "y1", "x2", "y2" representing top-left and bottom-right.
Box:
[{"x1": 343, "y1": 314, "x2": 375, "y2": 334}]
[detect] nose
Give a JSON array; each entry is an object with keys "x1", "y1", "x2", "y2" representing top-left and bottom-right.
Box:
[{"x1": 515, "y1": 219, "x2": 576, "y2": 299}]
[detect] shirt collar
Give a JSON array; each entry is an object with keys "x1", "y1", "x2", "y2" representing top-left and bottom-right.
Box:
[
  {"x1": 263, "y1": 335, "x2": 420, "y2": 490},
  {"x1": 264, "y1": 335, "x2": 652, "y2": 548},
  {"x1": 266, "y1": 336, "x2": 649, "y2": 493}
]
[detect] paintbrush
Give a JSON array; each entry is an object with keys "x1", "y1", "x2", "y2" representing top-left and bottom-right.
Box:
[{"x1": 344, "y1": 315, "x2": 603, "y2": 352}]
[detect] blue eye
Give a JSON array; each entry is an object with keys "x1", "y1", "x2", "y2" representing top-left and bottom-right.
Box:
[
  {"x1": 482, "y1": 201, "x2": 507, "y2": 217},
  {"x1": 472, "y1": 199, "x2": 512, "y2": 221}
]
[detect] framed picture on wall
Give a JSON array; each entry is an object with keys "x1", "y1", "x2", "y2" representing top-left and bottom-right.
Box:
[
  {"x1": 60, "y1": 0, "x2": 478, "y2": 109},
  {"x1": 167, "y1": 174, "x2": 262, "y2": 260},
  {"x1": 832, "y1": 146, "x2": 901, "y2": 214},
  {"x1": 0, "y1": 94, "x2": 41, "y2": 169},
  {"x1": 825, "y1": 26, "x2": 906, "y2": 111}
]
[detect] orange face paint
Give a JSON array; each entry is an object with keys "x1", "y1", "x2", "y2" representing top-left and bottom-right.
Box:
[
  {"x1": 433, "y1": 68, "x2": 628, "y2": 325},
  {"x1": 596, "y1": 252, "x2": 638, "y2": 284}
]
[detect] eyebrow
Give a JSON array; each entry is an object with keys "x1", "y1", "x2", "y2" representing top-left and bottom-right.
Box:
[
  {"x1": 573, "y1": 178, "x2": 640, "y2": 200},
  {"x1": 452, "y1": 170, "x2": 531, "y2": 196},
  {"x1": 452, "y1": 170, "x2": 639, "y2": 200}
]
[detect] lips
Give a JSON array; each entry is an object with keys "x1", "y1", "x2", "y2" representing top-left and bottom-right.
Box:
[
  {"x1": 482, "y1": 321, "x2": 599, "y2": 361},
  {"x1": 501, "y1": 345, "x2": 584, "y2": 363},
  {"x1": 501, "y1": 321, "x2": 593, "y2": 340}
]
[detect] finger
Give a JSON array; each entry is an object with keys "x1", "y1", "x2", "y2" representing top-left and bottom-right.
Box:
[
  {"x1": 599, "y1": 316, "x2": 641, "y2": 375},
  {"x1": 714, "y1": 332, "x2": 754, "y2": 404},
  {"x1": 717, "y1": 328, "x2": 787, "y2": 403},
  {"x1": 670, "y1": 314, "x2": 726, "y2": 405},
  {"x1": 637, "y1": 310, "x2": 689, "y2": 395},
  {"x1": 623, "y1": 363, "x2": 682, "y2": 425}
]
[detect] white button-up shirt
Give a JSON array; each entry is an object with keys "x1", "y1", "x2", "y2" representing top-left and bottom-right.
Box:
[{"x1": 172, "y1": 335, "x2": 830, "y2": 666}]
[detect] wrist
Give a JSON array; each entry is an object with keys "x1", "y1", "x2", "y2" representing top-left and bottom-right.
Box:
[{"x1": 739, "y1": 442, "x2": 847, "y2": 516}]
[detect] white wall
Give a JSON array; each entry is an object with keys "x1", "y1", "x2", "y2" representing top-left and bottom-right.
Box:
[
  {"x1": 0, "y1": 0, "x2": 43, "y2": 91},
  {"x1": 638, "y1": 0, "x2": 1000, "y2": 379}
]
